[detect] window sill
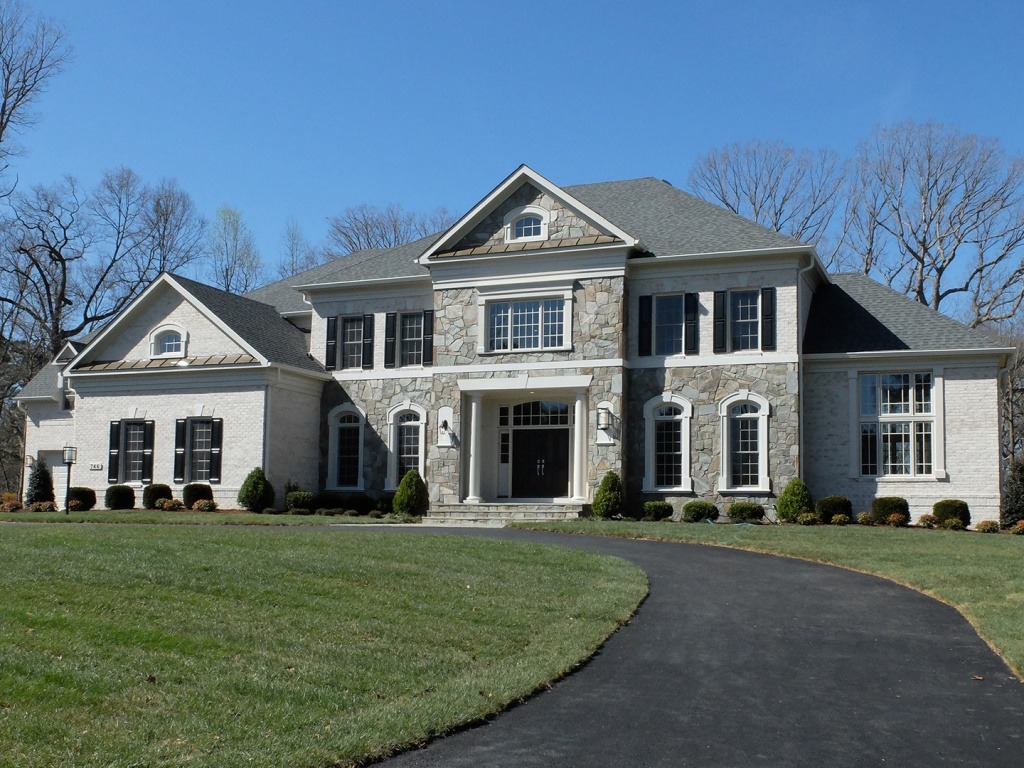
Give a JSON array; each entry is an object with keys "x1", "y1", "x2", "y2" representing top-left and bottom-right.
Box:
[
  {"x1": 326, "y1": 483, "x2": 364, "y2": 492},
  {"x1": 854, "y1": 474, "x2": 947, "y2": 483},
  {"x1": 642, "y1": 483, "x2": 693, "y2": 494},
  {"x1": 478, "y1": 346, "x2": 573, "y2": 356},
  {"x1": 717, "y1": 480, "x2": 771, "y2": 494}
]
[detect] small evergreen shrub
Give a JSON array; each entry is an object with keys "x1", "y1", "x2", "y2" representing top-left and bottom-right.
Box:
[
  {"x1": 25, "y1": 459, "x2": 55, "y2": 504},
  {"x1": 872, "y1": 497, "x2": 909, "y2": 519},
  {"x1": 392, "y1": 470, "x2": 428, "y2": 517},
  {"x1": 643, "y1": 500, "x2": 673, "y2": 521},
  {"x1": 776, "y1": 478, "x2": 813, "y2": 523},
  {"x1": 856, "y1": 511, "x2": 876, "y2": 525},
  {"x1": 183, "y1": 483, "x2": 214, "y2": 509},
  {"x1": 918, "y1": 514, "x2": 938, "y2": 529},
  {"x1": 1009, "y1": 520, "x2": 1024, "y2": 535},
  {"x1": 815, "y1": 495, "x2": 853, "y2": 523},
  {"x1": 728, "y1": 501, "x2": 765, "y2": 522},
  {"x1": 27, "y1": 500, "x2": 58, "y2": 512},
  {"x1": 932, "y1": 499, "x2": 970, "y2": 529},
  {"x1": 105, "y1": 485, "x2": 135, "y2": 510},
  {"x1": 796, "y1": 512, "x2": 818, "y2": 526},
  {"x1": 262, "y1": 507, "x2": 281, "y2": 515},
  {"x1": 682, "y1": 500, "x2": 719, "y2": 523},
  {"x1": 67, "y1": 487, "x2": 96, "y2": 511},
  {"x1": 886, "y1": 513, "x2": 909, "y2": 527},
  {"x1": 831, "y1": 514, "x2": 850, "y2": 526},
  {"x1": 193, "y1": 499, "x2": 217, "y2": 512},
  {"x1": 975, "y1": 520, "x2": 1000, "y2": 534},
  {"x1": 156, "y1": 498, "x2": 184, "y2": 510},
  {"x1": 142, "y1": 484, "x2": 173, "y2": 510},
  {"x1": 941, "y1": 517, "x2": 965, "y2": 531},
  {"x1": 238, "y1": 467, "x2": 275, "y2": 512},
  {"x1": 1001, "y1": 459, "x2": 1024, "y2": 529},
  {"x1": 592, "y1": 472, "x2": 625, "y2": 519},
  {"x1": 285, "y1": 490, "x2": 317, "y2": 513}
]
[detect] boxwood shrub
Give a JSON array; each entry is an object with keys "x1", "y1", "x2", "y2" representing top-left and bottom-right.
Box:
[
  {"x1": 183, "y1": 483, "x2": 214, "y2": 509},
  {"x1": 67, "y1": 487, "x2": 96, "y2": 511},
  {"x1": 776, "y1": 478, "x2": 813, "y2": 523},
  {"x1": 830, "y1": 514, "x2": 851, "y2": 526},
  {"x1": 815, "y1": 495, "x2": 852, "y2": 523},
  {"x1": 592, "y1": 471, "x2": 625, "y2": 518},
  {"x1": 142, "y1": 483, "x2": 173, "y2": 510},
  {"x1": 285, "y1": 490, "x2": 317, "y2": 513},
  {"x1": 238, "y1": 468, "x2": 275, "y2": 512},
  {"x1": 392, "y1": 470, "x2": 428, "y2": 517},
  {"x1": 872, "y1": 497, "x2": 909, "y2": 519},
  {"x1": 104, "y1": 484, "x2": 135, "y2": 510},
  {"x1": 728, "y1": 501, "x2": 765, "y2": 522},
  {"x1": 682, "y1": 500, "x2": 719, "y2": 523},
  {"x1": 796, "y1": 512, "x2": 818, "y2": 525},
  {"x1": 975, "y1": 520, "x2": 999, "y2": 534},
  {"x1": 932, "y1": 499, "x2": 970, "y2": 529},
  {"x1": 642, "y1": 500, "x2": 673, "y2": 521}
]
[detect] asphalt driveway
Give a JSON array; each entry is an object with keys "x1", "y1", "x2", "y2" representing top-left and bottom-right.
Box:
[{"x1": 358, "y1": 527, "x2": 1024, "y2": 767}]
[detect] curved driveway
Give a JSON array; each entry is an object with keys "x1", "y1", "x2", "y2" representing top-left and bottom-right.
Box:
[{"x1": 359, "y1": 527, "x2": 1024, "y2": 767}]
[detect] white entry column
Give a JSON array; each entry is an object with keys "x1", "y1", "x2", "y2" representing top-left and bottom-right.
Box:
[
  {"x1": 465, "y1": 393, "x2": 483, "y2": 503},
  {"x1": 572, "y1": 389, "x2": 587, "y2": 502}
]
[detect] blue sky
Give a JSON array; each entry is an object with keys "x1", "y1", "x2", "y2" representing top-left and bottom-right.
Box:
[{"x1": 18, "y1": 0, "x2": 1024, "y2": 271}]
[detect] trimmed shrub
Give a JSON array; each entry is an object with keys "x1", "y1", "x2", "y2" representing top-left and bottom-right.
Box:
[
  {"x1": 193, "y1": 498, "x2": 218, "y2": 512},
  {"x1": 682, "y1": 500, "x2": 719, "y2": 523},
  {"x1": 27, "y1": 500, "x2": 58, "y2": 512},
  {"x1": 776, "y1": 478, "x2": 813, "y2": 523},
  {"x1": 67, "y1": 487, "x2": 96, "y2": 511},
  {"x1": 815, "y1": 495, "x2": 853, "y2": 523},
  {"x1": 156, "y1": 498, "x2": 184, "y2": 510},
  {"x1": 142, "y1": 484, "x2": 173, "y2": 510},
  {"x1": 1003, "y1": 459, "x2": 1024, "y2": 529},
  {"x1": 183, "y1": 483, "x2": 214, "y2": 509},
  {"x1": 918, "y1": 514, "x2": 938, "y2": 529},
  {"x1": 856, "y1": 511, "x2": 876, "y2": 526},
  {"x1": 105, "y1": 485, "x2": 135, "y2": 510},
  {"x1": 886, "y1": 513, "x2": 909, "y2": 527},
  {"x1": 592, "y1": 472, "x2": 625, "y2": 519},
  {"x1": 872, "y1": 497, "x2": 909, "y2": 519},
  {"x1": 1009, "y1": 520, "x2": 1024, "y2": 535},
  {"x1": 262, "y1": 507, "x2": 282, "y2": 515},
  {"x1": 796, "y1": 512, "x2": 818, "y2": 526},
  {"x1": 975, "y1": 520, "x2": 1000, "y2": 534},
  {"x1": 238, "y1": 467, "x2": 275, "y2": 512},
  {"x1": 393, "y1": 470, "x2": 428, "y2": 517},
  {"x1": 285, "y1": 490, "x2": 317, "y2": 513},
  {"x1": 728, "y1": 501, "x2": 765, "y2": 522},
  {"x1": 643, "y1": 500, "x2": 673, "y2": 521},
  {"x1": 25, "y1": 459, "x2": 55, "y2": 504},
  {"x1": 933, "y1": 499, "x2": 970, "y2": 529},
  {"x1": 942, "y1": 517, "x2": 965, "y2": 531},
  {"x1": 831, "y1": 514, "x2": 850, "y2": 526}
]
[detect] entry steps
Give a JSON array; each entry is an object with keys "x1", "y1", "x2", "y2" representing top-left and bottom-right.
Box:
[{"x1": 423, "y1": 503, "x2": 583, "y2": 527}]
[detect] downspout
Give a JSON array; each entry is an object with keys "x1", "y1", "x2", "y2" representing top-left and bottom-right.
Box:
[{"x1": 796, "y1": 255, "x2": 818, "y2": 481}]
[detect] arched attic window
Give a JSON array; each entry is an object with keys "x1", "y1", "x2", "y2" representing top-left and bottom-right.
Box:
[
  {"x1": 503, "y1": 205, "x2": 549, "y2": 243},
  {"x1": 150, "y1": 325, "x2": 187, "y2": 358}
]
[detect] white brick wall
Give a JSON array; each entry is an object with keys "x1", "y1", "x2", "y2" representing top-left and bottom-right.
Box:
[
  {"x1": 265, "y1": 372, "x2": 324, "y2": 495},
  {"x1": 21, "y1": 400, "x2": 75, "y2": 501}
]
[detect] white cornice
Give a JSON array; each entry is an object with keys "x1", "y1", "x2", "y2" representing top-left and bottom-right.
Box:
[
  {"x1": 803, "y1": 347, "x2": 1015, "y2": 367},
  {"x1": 294, "y1": 274, "x2": 431, "y2": 293}
]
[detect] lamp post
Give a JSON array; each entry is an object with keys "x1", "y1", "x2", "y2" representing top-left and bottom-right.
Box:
[{"x1": 62, "y1": 446, "x2": 77, "y2": 515}]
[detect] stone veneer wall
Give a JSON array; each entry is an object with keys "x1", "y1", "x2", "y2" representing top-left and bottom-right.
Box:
[{"x1": 625, "y1": 363, "x2": 799, "y2": 513}]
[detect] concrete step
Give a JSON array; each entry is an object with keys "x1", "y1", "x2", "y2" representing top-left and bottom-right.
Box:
[{"x1": 424, "y1": 503, "x2": 583, "y2": 525}]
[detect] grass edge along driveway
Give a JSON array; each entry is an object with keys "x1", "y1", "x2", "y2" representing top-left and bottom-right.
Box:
[{"x1": 0, "y1": 524, "x2": 647, "y2": 768}]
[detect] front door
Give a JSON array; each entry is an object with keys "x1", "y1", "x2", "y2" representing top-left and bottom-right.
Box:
[{"x1": 511, "y1": 428, "x2": 569, "y2": 498}]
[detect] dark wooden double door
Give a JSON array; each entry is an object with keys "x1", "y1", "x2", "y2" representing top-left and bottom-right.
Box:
[{"x1": 511, "y1": 428, "x2": 570, "y2": 498}]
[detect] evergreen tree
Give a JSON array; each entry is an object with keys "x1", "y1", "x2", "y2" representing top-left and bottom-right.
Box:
[
  {"x1": 392, "y1": 470, "x2": 428, "y2": 517},
  {"x1": 777, "y1": 477, "x2": 814, "y2": 522},
  {"x1": 1003, "y1": 459, "x2": 1024, "y2": 528},
  {"x1": 592, "y1": 471, "x2": 625, "y2": 518},
  {"x1": 25, "y1": 458, "x2": 55, "y2": 504}
]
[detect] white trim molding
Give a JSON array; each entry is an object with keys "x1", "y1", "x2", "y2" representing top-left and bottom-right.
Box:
[
  {"x1": 717, "y1": 390, "x2": 771, "y2": 493},
  {"x1": 385, "y1": 400, "x2": 427, "y2": 490},
  {"x1": 642, "y1": 392, "x2": 693, "y2": 493},
  {"x1": 149, "y1": 323, "x2": 188, "y2": 359}
]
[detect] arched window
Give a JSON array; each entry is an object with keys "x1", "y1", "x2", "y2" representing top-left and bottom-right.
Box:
[
  {"x1": 149, "y1": 325, "x2": 187, "y2": 358},
  {"x1": 643, "y1": 393, "x2": 693, "y2": 492},
  {"x1": 514, "y1": 215, "x2": 543, "y2": 239},
  {"x1": 718, "y1": 391, "x2": 770, "y2": 492},
  {"x1": 503, "y1": 205, "x2": 549, "y2": 243},
  {"x1": 327, "y1": 404, "x2": 364, "y2": 490},
  {"x1": 386, "y1": 402, "x2": 426, "y2": 489}
]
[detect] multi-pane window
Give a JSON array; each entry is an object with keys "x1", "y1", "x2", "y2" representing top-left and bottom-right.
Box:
[
  {"x1": 400, "y1": 313, "x2": 423, "y2": 366},
  {"x1": 189, "y1": 419, "x2": 213, "y2": 482},
  {"x1": 730, "y1": 291, "x2": 759, "y2": 350},
  {"x1": 654, "y1": 405, "x2": 684, "y2": 487},
  {"x1": 728, "y1": 403, "x2": 760, "y2": 487},
  {"x1": 155, "y1": 330, "x2": 182, "y2": 356},
  {"x1": 512, "y1": 400, "x2": 570, "y2": 427},
  {"x1": 514, "y1": 216, "x2": 542, "y2": 239},
  {"x1": 340, "y1": 317, "x2": 363, "y2": 369},
  {"x1": 859, "y1": 372, "x2": 934, "y2": 476},
  {"x1": 123, "y1": 421, "x2": 146, "y2": 482},
  {"x1": 397, "y1": 412, "x2": 421, "y2": 478},
  {"x1": 336, "y1": 414, "x2": 361, "y2": 487},
  {"x1": 488, "y1": 299, "x2": 565, "y2": 351},
  {"x1": 654, "y1": 295, "x2": 684, "y2": 356}
]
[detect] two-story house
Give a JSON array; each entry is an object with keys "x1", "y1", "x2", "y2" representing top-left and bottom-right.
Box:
[{"x1": 18, "y1": 166, "x2": 1013, "y2": 524}]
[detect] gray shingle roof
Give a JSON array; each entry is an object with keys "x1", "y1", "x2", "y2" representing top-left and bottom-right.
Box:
[
  {"x1": 803, "y1": 272, "x2": 1006, "y2": 354},
  {"x1": 17, "y1": 363, "x2": 61, "y2": 400}
]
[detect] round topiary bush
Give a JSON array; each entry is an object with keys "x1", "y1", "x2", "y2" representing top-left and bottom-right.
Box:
[
  {"x1": 796, "y1": 512, "x2": 818, "y2": 525},
  {"x1": 285, "y1": 490, "x2": 317, "y2": 513},
  {"x1": 682, "y1": 500, "x2": 719, "y2": 523},
  {"x1": 25, "y1": 459, "x2": 55, "y2": 504},
  {"x1": 183, "y1": 483, "x2": 214, "y2": 509},
  {"x1": 193, "y1": 498, "x2": 218, "y2": 512},
  {"x1": 933, "y1": 499, "x2": 970, "y2": 529},
  {"x1": 777, "y1": 478, "x2": 813, "y2": 523},
  {"x1": 830, "y1": 514, "x2": 850, "y2": 526},
  {"x1": 856, "y1": 511, "x2": 876, "y2": 525},
  {"x1": 67, "y1": 487, "x2": 96, "y2": 511},
  {"x1": 815, "y1": 495, "x2": 853, "y2": 522},
  {"x1": 728, "y1": 501, "x2": 765, "y2": 523},
  {"x1": 238, "y1": 467, "x2": 275, "y2": 512},
  {"x1": 642, "y1": 500, "x2": 673, "y2": 521},
  {"x1": 942, "y1": 517, "x2": 965, "y2": 531},
  {"x1": 872, "y1": 497, "x2": 909, "y2": 519},
  {"x1": 142, "y1": 483, "x2": 173, "y2": 510},
  {"x1": 105, "y1": 484, "x2": 135, "y2": 510},
  {"x1": 392, "y1": 470, "x2": 428, "y2": 517},
  {"x1": 975, "y1": 520, "x2": 1000, "y2": 534},
  {"x1": 592, "y1": 471, "x2": 625, "y2": 519}
]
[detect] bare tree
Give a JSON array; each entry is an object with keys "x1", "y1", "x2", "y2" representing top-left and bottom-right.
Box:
[
  {"x1": 143, "y1": 178, "x2": 206, "y2": 275},
  {"x1": 326, "y1": 203, "x2": 456, "y2": 255},
  {"x1": 206, "y1": 206, "x2": 263, "y2": 293},
  {"x1": 689, "y1": 139, "x2": 851, "y2": 268},
  {"x1": 997, "y1": 320, "x2": 1024, "y2": 463},
  {"x1": 851, "y1": 120, "x2": 1024, "y2": 326},
  {"x1": 276, "y1": 217, "x2": 322, "y2": 278}
]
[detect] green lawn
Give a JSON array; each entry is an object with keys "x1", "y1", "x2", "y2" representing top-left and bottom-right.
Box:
[
  {"x1": 0, "y1": 509, "x2": 404, "y2": 526},
  {"x1": 0, "y1": 525, "x2": 646, "y2": 767},
  {"x1": 514, "y1": 519, "x2": 1024, "y2": 677}
]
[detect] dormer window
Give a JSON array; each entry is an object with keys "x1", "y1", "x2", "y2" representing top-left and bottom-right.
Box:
[
  {"x1": 503, "y1": 205, "x2": 549, "y2": 243},
  {"x1": 150, "y1": 325, "x2": 188, "y2": 358}
]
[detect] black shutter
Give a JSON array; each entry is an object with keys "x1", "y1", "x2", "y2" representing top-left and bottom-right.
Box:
[
  {"x1": 638, "y1": 295, "x2": 653, "y2": 356},
  {"x1": 325, "y1": 316, "x2": 337, "y2": 371},
  {"x1": 141, "y1": 420, "x2": 155, "y2": 485},
  {"x1": 713, "y1": 291, "x2": 727, "y2": 353},
  {"x1": 422, "y1": 309, "x2": 434, "y2": 366},
  {"x1": 173, "y1": 419, "x2": 187, "y2": 483},
  {"x1": 684, "y1": 293, "x2": 699, "y2": 355},
  {"x1": 761, "y1": 287, "x2": 776, "y2": 351},
  {"x1": 384, "y1": 312, "x2": 397, "y2": 369},
  {"x1": 209, "y1": 419, "x2": 223, "y2": 484},
  {"x1": 361, "y1": 314, "x2": 374, "y2": 369},
  {"x1": 108, "y1": 421, "x2": 121, "y2": 484}
]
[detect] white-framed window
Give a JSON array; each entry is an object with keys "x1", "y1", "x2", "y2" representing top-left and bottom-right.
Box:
[
  {"x1": 340, "y1": 316, "x2": 363, "y2": 369},
  {"x1": 386, "y1": 402, "x2": 426, "y2": 490},
  {"x1": 729, "y1": 290, "x2": 759, "y2": 351},
  {"x1": 487, "y1": 298, "x2": 567, "y2": 352},
  {"x1": 123, "y1": 421, "x2": 147, "y2": 482},
  {"x1": 149, "y1": 324, "x2": 187, "y2": 358},
  {"x1": 502, "y1": 205, "x2": 549, "y2": 243},
  {"x1": 654, "y1": 294, "x2": 684, "y2": 356},
  {"x1": 718, "y1": 391, "x2": 770, "y2": 492},
  {"x1": 400, "y1": 313, "x2": 424, "y2": 367},
  {"x1": 328, "y1": 404, "x2": 365, "y2": 490},
  {"x1": 858, "y1": 372, "x2": 935, "y2": 477},
  {"x1": 187, "y1": 418, "x2": 213, "y2": 482},
  {"x1": 643, "y1": 393, "x2": 693, "y2": 492}
]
